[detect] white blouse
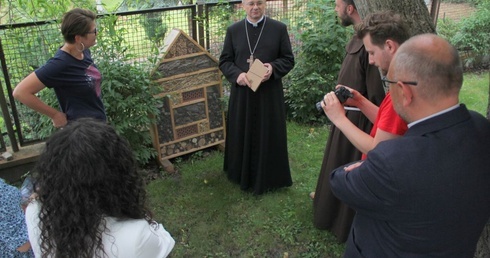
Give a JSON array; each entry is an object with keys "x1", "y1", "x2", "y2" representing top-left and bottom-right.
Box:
[{"x1": 26, "y1": 200, "x2": 175, "y2": 258}]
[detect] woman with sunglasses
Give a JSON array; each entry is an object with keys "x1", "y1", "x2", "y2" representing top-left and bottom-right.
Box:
[{"x1": 13, "y1": 8, "x2": 106, "y2": 129}]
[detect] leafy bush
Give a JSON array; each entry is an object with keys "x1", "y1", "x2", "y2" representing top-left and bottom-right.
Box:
[
  {"x1": 451, "y1": 0, "x2": 490, "y2": 55},
  {"x1": 140, "y1": 13, "x2": 168, "y2": 46},
  {"x1": 0, "y1": 0, "x2": 93, "y2": 23},
  {"x1": 93, "y1": 15, "x2": 161, "y2": 165},
  {"x1": 285, "y1": 0, "x2": 349, "y2": 124},
  {"x1": 436, "y1": 18, "x2": 459, "y2": 42},
  {"x1": 437, "y1": 0, "x2": 490, "y2": 68}
]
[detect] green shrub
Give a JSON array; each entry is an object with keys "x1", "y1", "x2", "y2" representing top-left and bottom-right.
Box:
[
  {"x1": 451, "y1": 0, "x2": 490, "y2": 55},
  {"x1": 285, "y1": 0, "x2": 349, "y2": 124},
  {"x1": 93, "y1": 15, "x2": 161, "y2": 165},
  {"x1": 140, "y1": 13, "x2": 168, "y2": 46},
  {"x1": 436, "y1": 18, "x2": 459, "y2": 42},
  {"x1": 437, "y1": 0, "x2": 490, "y2": 69}
]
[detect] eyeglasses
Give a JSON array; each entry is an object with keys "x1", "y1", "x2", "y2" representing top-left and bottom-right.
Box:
[
  {"x1": 381, "y1": 76, "x2": 418, "y2": 86},
  {"x1": 87, "y1": 28, "x2": 97, "y2": 36}
]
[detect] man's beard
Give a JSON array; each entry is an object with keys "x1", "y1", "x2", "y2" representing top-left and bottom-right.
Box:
[
  {"x1": 340, "y1": 14, "x2": 354, "y2": 27},
  {"x1": 339, "y1": 6, "x2": 354, "y2": 27}
]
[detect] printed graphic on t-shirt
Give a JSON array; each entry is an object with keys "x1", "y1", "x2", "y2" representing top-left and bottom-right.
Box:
[{"x1": 86, "y1": 65, "x2": 102, "y2": 96}]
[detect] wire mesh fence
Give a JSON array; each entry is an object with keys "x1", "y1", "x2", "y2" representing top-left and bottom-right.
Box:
[{"x1": 0, "y1": 0, "x2": 307, "y2": 148}]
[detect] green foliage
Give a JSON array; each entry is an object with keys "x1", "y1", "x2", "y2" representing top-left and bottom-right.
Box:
[
  {"x1": 436, "y1": 18, "x2": 459, "y2": 42},
  {"x1": 285, "y1": 70, "x2": 329, "y2": 124},
  {"x1": 93, "y1": 15, "x2": 161, "y2": 165},
  {"x1": 451, "y1": 0, "x2": 490, "y2": 55},
  {"x1": 139, "y1": 13, "x2": 168, "y2": 46},
  {"x1": 22, "y1": 89, "x2": 57, "y2": 140},
  {"x1": 119, "y1": 0, "x2": 176, "y2": 46},
  {"x1": 118, "y1": 0, "x2": 180, "y2": 10},
  {"x1": 460, "y1": 72, "x2": 489, "y2": 116},
  {"x1": 1, "y1": 0, "x2": 93, "y2": 23},
  {"x1": 285, "y1": 0, "x2": 349, "y2": 124},
  {"x1": 209, "y1": 0, "x2": 242, "y2": 39},
  {"x1": 438, "y1": 0, "x2": 490, "y2": 55}
]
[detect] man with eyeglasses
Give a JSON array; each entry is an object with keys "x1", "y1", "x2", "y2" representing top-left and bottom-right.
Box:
[
  {"x1": 330, "y1": 33, "x2": 490, "y2": 257},
  {"x1": 312, "y1": 10, "x2": 408, "y2": 242},
  {"x1": 320, "y1": 11, "x2": 410, "y2": 160},
  {"x1": 219, "y1": 0, "x2": 295, "y2": 195}
]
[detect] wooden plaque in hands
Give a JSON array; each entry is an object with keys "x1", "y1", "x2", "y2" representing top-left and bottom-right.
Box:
[{"x1": 246, "y1": 59, "x2": 268, "y2": 92}]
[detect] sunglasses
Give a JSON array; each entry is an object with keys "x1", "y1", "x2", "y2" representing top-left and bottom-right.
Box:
[{"x1": 87, "y1": 28, "x2": 97, "y2": 36}]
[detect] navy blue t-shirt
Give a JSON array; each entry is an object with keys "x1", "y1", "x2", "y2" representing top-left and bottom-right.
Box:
[{"x1": 35, "y1": 48, "x2": 106, "y2": 122}]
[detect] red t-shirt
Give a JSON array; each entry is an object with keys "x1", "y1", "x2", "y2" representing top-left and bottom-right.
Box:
[{"x1": 362, "y1": 92, "x2": 408, "y2": 159}]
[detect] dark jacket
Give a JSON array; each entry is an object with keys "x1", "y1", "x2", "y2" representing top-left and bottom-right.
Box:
[{"x1": 331, "y1": 105, "x2": 490, "y2": 257}]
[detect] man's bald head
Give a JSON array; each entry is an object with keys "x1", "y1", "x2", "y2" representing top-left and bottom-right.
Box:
[
  {"x1": 387, "y1": 34, "x2": 463, "y2": 123},
  {"x1": 390, "y1": 33, "x2": 463, "y2": 101}
]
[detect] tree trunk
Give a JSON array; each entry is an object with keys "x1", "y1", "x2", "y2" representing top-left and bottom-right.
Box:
[
  {"x1": 354, "y1": 0, "x2": 435, "y2": 35},
  {"x1": 474, "y1": 219, "x2": 490, "y2": 258}
]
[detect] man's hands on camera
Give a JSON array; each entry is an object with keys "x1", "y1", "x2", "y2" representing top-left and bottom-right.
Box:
[
  {"x1": 334, "y1": 85, "x2": 362, "y2": 107},
  {"x1": 321, "y1": 91, "x2": 349, "y2": 124}
]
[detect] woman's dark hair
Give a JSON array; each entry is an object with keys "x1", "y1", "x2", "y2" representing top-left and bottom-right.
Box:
[
  {"x1": 61, "y1": 8, "x2": 96, "y2": 43},
  {"x1": 33, "y1": 118, "x2": 153, "y2": 258}
]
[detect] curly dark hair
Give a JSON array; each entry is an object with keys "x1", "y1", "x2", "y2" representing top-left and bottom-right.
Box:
[{"x1": 33, "y1": 118, "x2": 153, "y2": 258}]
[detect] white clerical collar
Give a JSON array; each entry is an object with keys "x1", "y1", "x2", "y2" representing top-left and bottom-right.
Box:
[
  {"x1": 246, "y1": 16, "x2": 265, "y2": 27},
  {"x1": 408, "y1": 104, "x2": 460, "y2": 128}
]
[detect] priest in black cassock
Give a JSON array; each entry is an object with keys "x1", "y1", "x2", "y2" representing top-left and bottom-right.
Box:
[{"x1": 219, "y1": 0, "x2": 295, "y2": 195}]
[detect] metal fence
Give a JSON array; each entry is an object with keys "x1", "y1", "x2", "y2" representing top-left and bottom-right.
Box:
[{"x1": 0, "y1": 0, "x2": 306, "y2": 151}]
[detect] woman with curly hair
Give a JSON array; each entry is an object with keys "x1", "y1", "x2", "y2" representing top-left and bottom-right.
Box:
[{"x1": 25, "y1": 118, "x2": 175, "y2": 258}]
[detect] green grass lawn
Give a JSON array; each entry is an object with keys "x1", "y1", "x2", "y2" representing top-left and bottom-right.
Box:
[
  {"x1": 147, "y1": 122, "x2": 345, "y2": 257},
  {"x1": 460, "y1": 72, "x2": 489, "y2": 116},
  {"x1": 146, "y1": 71, "x2": 488, "y2": 257}
]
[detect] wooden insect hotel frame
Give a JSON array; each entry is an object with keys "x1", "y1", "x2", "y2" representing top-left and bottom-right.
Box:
[{"x1": 150, "y1": 28, "x2": 226, "y2": 171}]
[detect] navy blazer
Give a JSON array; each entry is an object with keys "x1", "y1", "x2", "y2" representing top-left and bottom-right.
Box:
[{"x1": 331, "y1": 104, "x2": 490, "y2": 257}]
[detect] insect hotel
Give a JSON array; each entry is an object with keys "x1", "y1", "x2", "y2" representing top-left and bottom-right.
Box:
[{"x1": 150, "y1": 28, "x2": 226, "y2": 171}]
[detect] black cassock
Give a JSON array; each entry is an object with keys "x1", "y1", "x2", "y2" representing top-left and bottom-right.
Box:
[{"x1": 219, "y1": 17, "x2": 295, "y2": 195}]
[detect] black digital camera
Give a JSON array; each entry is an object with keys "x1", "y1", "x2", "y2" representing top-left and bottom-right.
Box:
[{"x1": 315, "y1": 86, "x2": 353, "y2": 111}]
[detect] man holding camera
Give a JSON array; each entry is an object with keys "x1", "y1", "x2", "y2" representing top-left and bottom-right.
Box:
[
  {"x1": 311, "y1": 0, "x2": 385, "y2": 242},
  {"x1": 321, "y1": 11, "x2": 410, "y2": 158},
  {"x1": 331, "y1": 33, "x2": 490, "y2": 257},
  {"x1": 313, "y1": 10, "x2": 411, "y2": 242}
]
